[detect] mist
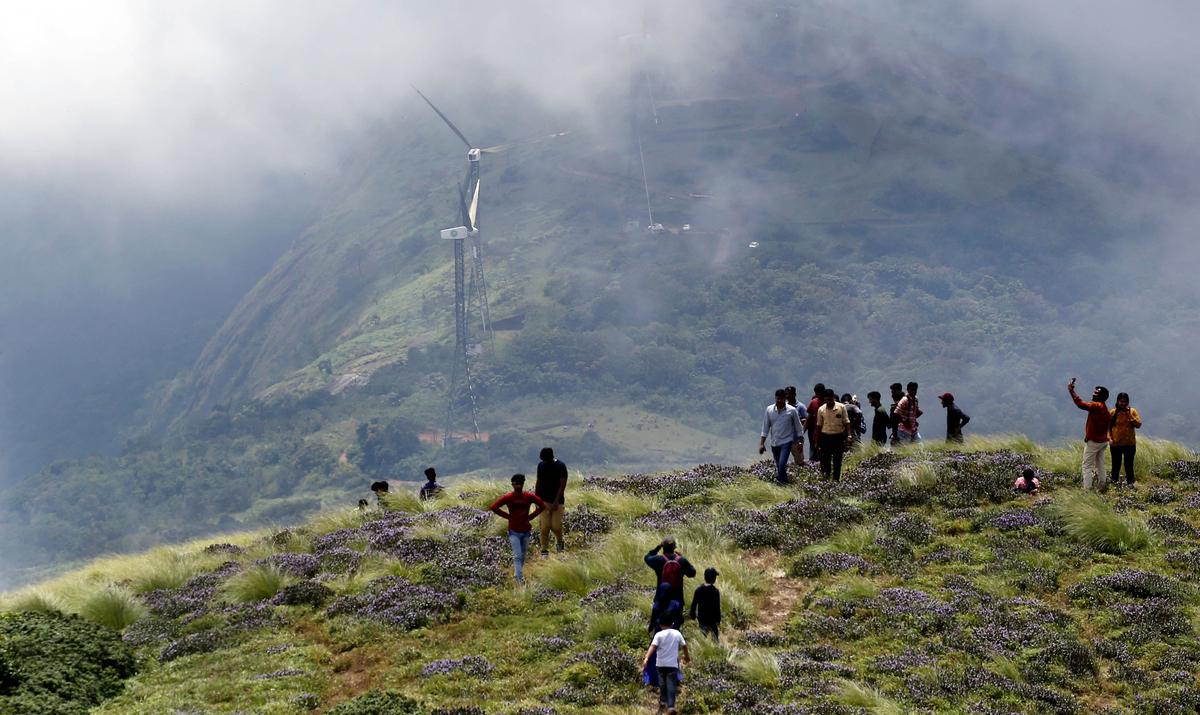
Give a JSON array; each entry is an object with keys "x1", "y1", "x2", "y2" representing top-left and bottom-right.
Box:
[{"x1": 2, "y1": 0, "x2": 1200, "y2": 488}]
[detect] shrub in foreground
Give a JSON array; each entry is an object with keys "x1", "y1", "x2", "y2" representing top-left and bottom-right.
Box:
[
  {"x1": 0, "y1": 611, "x2": 136, "y2": 715},
  {"x1": 326, "y1": 690, "x2": 425, "y2": 714}
]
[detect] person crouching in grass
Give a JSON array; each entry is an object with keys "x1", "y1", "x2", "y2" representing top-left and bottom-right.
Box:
[
  {"x1": 489, "y1": 474, "x2": 546, "y2": 585},
  {"x1": 642, "y1": 619, "x2": 689, "y2": 715}
]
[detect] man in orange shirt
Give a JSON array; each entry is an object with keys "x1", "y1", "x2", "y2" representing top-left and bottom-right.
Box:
[{"x1": 1068, "y1": 377, "x2": 1111, "y2": 491}]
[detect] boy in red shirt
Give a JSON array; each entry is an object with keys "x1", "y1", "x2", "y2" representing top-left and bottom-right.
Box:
[
  {"x1": 489, "y1": 474, "x2": 546, "y2": 585},
  {"x1": 1068, "y1": 377, "x2": 1111, "y2": 491}
]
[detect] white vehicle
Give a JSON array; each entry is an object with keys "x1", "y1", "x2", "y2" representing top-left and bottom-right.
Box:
[
  {"x1": 681, "y1": 223, "x2": 691, "y2": 232},
  {"x1": 647, "y1": 223, "x2": 666, "y2": 234},
  {"x1": 748, "y1": 241, "x2": 760, "y2": 248}
]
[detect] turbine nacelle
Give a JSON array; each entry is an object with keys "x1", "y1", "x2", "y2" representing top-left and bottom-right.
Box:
[
  {"x1": 440, "y1": 226, "x2": 478, "y2": 241},
  {"x1": 468, "y1": 148, "x2": 481, "y2": 163}
]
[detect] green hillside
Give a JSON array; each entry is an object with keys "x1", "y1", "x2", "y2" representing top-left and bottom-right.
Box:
[
  {"x1": 7, "y1": 1, "x2": 1200, "y2": 584},
  {"x1": 5, "y1": 438, "x2": 1200, "y2": 714}
]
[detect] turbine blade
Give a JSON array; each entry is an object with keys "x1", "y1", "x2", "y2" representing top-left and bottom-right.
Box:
[
  {"x1": 458, "y1": 182, "x2": 474, "y2": 231},
  {"x1": 412, "y1": 85, "x2": 472, "y2": 150},
  {"x1": 480, "y1": 130, "x2": 570, "y2": 154},
  {"x1": 468, "y1": 178, "x2": 480, "y2": 229}
]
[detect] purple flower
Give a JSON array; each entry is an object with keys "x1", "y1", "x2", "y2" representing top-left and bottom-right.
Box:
[{"x1": 420, "y1": 655, "x2": 494, "y2": 678}]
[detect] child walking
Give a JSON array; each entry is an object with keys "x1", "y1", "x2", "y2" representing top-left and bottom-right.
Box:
[
  {"x1": 642, "y1": 620, "x2": 689, "y2": 715},
  {"x1": 689, "y1": 567, "x2": 722, "y2": 639}
]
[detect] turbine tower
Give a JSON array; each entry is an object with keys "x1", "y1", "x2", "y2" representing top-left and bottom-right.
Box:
[{"x1": 414, "y1": 87, "x2": 568, "y2": 446}]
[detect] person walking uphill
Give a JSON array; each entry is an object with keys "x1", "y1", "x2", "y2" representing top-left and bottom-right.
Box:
[
  {"x1": 535, "y1": 447, "x2": 569, "y2": 556},
  {"x1": 489, "y1": 474, "x2": 546, "y2": 585},
  {"x1": 689, "y1": 567, "x2": 722, "y2": 640},
  {"x1": 807, "y1": 383, "x2": 826, "y2": 461},
  {"x1": 816, "y1": 389, "x2": 853, "y2": 480},
  {"x1": 642, "y1": 620, "x2": 689, "y2": 715},
  {"x1": 1068, "y1": 378, "x2": 1111, "y2": 491},
  {"x1": 645, "y1": 537, "x2": 697, "y2": 607},
  {"x1": 759, "y1": 388, "x2": 805, "y2": 484},
  {"x1": 1109, "y1": 392, "x2": 1142, "y2": 486}
]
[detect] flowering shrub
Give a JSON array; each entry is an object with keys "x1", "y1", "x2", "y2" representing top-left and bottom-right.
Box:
[
  {"x1": 989, "y1": 509, "x2": 1039, "y2": 532},
  {"x1": 584, "y1": 464, "x2": 742, "y2": 499},
  {"x1": 261, "y1": 552, "x2": 320, "y2": 579},
  {"x1": 870, "y1": 648, "x2": 935, "y2": 675},
  {"x1": 536, "y1": 635, "x2": 574, "y2": 652},
  {"x1": 570, "y1": 645, "x2": 639, "y2": 682},
  {"x1": 1149, "y1": 514, "x2": 1198, "y2": 538},
  {"x1": 579, "y1": 581, "x2": 642, "y2": 610},
  {"x1": 271, "y1": 580, "x2": 335, "y2": 607},
  {"x1": 561, "y1": 506, "x2": 614, "y2": 538},
  {"x1": 159, "y1": 630, "x2": 223, "y2": 663},
  {"x1": 885, "y1": 513, "x2": 934, "y2": 544},
  {"x1": 316, "y1": 546, "x2": 363, "y2": 575},
  {"x1": 1066, "y1": 569, "x2": 1183, "y2": 603},
  {"x1": 420, "y1": 655, "x2": 494, "y2": 679},
  {"x1": 327, "y1": 576, "x2": 453, "y2": 630},
  {"x1": 121, "y1": 616, "x2": 180, "y2": 647},
  {"x1": 202, "y1": 543, "x2": 243, "y2": 556},
  {"x1": 790, "y1": 552, "x2": 872, "y2": 578},
  {"x1": 421, "y1": 506, "x2": 492, "y2": 532},
  {"x1": 325, "y1": 691, "x2": 423, "y2": 715}
]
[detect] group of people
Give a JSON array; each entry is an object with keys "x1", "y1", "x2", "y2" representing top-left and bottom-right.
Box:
[
  {"x1": 1069, "y1": 378, "x2": 1143, "y2": 490},
  {"x1": 760, "y1": 381, "x2": 970, "y2": 482},
  {"x1": 486, "y1": 447, "x2": 570, "y2": 584},
  {"x1": 641, "y1": 537, "x2": 721, "y2": 715}
]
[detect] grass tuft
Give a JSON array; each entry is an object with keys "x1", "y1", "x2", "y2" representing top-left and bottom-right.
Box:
[
  {"x1": 733, "y1": 648, "x2": 780, "y2": 687},
  {"x1": 79, "y1": 586, "x2": 146, "y2": 630},
  {"x1": 1052, "y1": 489, "x2": 1151, "y2": 554},
  {"x1": 3, "y1": 590, "x2": 65, "y2": 614},
  {"x1": 226, "y1": 564, "x2": 291, "y2": 603},
  {"x1": 836, "y1": 679, "x2": 904, "y2": 714}
]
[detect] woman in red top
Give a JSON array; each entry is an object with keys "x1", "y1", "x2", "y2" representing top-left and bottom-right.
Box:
[{"x1": 489, "y1": 474, "x2": 546, "y2": 585}]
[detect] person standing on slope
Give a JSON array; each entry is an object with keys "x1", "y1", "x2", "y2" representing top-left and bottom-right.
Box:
[
  {"x1": 534, "y1": 447, "x2": 569, "y2": 557},
  {"x1": 645, "y1": 536, "x2": 697, "y2": 608},
  {"x1": 759, "y1": 388, "x2": 805, "y2": 484},
  {"x1": 807, "y1": 383, "x2": 826, "y2": 462},
  {"x1": 1109, "y1": 392, "x2": 1142, "y2": 487},
  {"x1": 816, "y1": 389, "x2": 854, "y2": 479},
  {"x1": 868, "y1": 391, "x2": 890, "y2": 446},
  {"x1": 489, "y1": 474, "x2": 546, "y2": 585},
  {"x1": 784, "y1": 385, "x2": 807, "y2": 465},
  {"x1": 1068, "y1": 378, "x2": 1111, "y2": 491},
  {"x1": 895, "y1": 381, "x2": 923, "y2": 443},
  {"x1": 939, "y1": 393, "x2": 970, "y2": 443},
  {"x1": 888, "y1": 382, "x2": 905, "y2": 446}
]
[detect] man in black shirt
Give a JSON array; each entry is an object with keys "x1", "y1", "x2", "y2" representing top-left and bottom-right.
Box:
[
  {"x1": 535, "y1": 447, "x2": 569, "y2": 556},
  {"x1": 689, "y1": 567, "x2": 722, "y2": 639},
  {"x1": 888, "y1": 383, "x2": 904, "y2": 444},
  {"x1": 940, "y1": 392, "x2": 971, "y2": 443},
  {"x1": 867, "y1": 391, "x2": 889, "y2": 446},
  {"x1": 645, "y1": 537, "x2": 697, "y2": 607}
]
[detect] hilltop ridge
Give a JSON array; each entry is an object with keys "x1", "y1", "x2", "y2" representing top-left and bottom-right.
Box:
[{"x1": 5, "y1": 436, "x2": 1200, "y2": 714}]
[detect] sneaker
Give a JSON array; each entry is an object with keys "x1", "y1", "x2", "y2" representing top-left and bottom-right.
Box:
[
  {"x1": 540, "y1": 550, "x2": 550, "y2": 558},
  {"x1": 556, "y1": 543, "x2": 565, "y2": 553}
]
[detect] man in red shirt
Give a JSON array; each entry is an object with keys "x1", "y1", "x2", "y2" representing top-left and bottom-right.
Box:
[
  {"x1": 1068, "y1": 377, "x2": 1111, "y2": 491},
  {"x1": 489, "y1": 474, "x2": 546, "y2": 585}
]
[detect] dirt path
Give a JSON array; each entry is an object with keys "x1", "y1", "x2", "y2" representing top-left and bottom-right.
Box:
[{"x1": 747, "y1": 551, "x2": 810, "y2": 633}]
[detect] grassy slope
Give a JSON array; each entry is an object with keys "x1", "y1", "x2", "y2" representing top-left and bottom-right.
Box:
[{"x1": 5, "y1": 436, "x2": 1200, "y2": 714}]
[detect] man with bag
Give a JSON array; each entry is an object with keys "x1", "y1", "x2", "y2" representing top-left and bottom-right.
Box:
[{"x1": 644, "y1": 536, "x2": 697, "y2": 608}]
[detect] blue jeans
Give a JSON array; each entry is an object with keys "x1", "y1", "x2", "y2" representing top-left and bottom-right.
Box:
[
  {"x1": 897, "y1": 429, "x2": 921, "y2": 443},
  {"x1": 657, "y1": 666, "x2": 679, "y2": 708},
  {"x1": 770, "y1": 440, "x2": 794, "y2": 484},
  {"x1": 508, "y1": 530, "x2": 531, "y2": 583}
]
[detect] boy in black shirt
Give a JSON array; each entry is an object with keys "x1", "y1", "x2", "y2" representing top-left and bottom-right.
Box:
[{"x1": 689, "y1": 567, "x2": 721, "y2": 639}]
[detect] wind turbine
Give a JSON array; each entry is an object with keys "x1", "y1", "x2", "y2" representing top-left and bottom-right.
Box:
[{"x1": 413, "y1": 86, "x2": 567, "y2": 445}]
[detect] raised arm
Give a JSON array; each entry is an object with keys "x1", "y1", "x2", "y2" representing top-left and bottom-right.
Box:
[
  {"x1": 1067, "y1": 379, "x2": 1089, "y2": 410},
  {"x1": 1130, "y1": 408, "x2": 1142, "y2": 429}
]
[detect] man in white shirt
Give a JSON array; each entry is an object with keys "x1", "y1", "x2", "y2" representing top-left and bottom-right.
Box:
[
  {"x1": 758, "y1": 388, "x2": 805, "y2": 484},
  {"x1": 815, "y1": 389, "x2": 853, "y2": 480},
  {"x1": 642, "y1": 621, "x2": 689, "y2": 715}
]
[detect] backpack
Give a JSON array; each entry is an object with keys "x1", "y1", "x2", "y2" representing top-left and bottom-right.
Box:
[{"x1": 661, "y1": 553, "x2": 684, "y2": 591}]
